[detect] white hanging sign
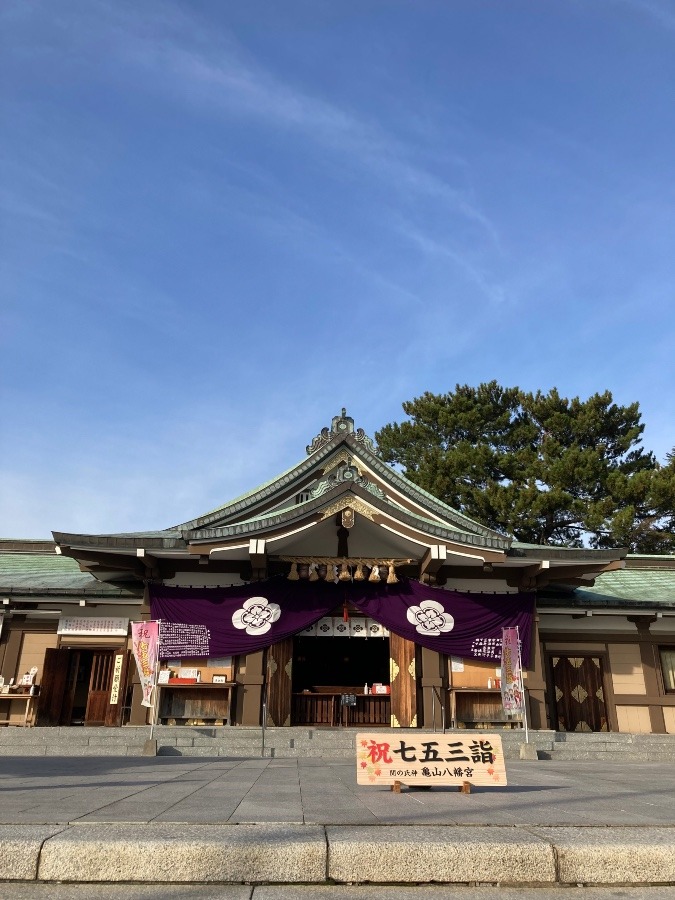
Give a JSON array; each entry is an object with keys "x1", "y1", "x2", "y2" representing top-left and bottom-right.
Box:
[{"x1": 58, "y1": 617, "x2": 129, "y2": 636}]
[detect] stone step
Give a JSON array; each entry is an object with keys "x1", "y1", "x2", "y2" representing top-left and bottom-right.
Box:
[
  {"x1": 553, "y1": 732, "x2": 634, "y2": 743},
  {"x1": 0, "y1": 726, "x2": 672, "y2": 760},
  {"x1": 539, "y1": 748, "x2": 675, "y2": 761}
]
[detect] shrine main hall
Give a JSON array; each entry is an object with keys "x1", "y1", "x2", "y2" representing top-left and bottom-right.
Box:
[{"x1": 1, "y1": 410, "x2": 674, "y2": 734}]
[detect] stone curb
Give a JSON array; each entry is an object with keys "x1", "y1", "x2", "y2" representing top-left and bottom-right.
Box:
[
  {"x1": 0, "y1": 825, "x2": 674, "y2": 885},
  {"x1": 0, "y1": 827, "x2": 68, "y2": 881},
  {"x1": 326, "y1": 825, "x2": 556, "y2": 884},
  {"x1": 37, "y1": 824, "x2": 326, "y2": 884}
]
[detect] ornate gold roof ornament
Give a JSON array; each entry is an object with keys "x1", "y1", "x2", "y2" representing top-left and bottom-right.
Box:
[
  {"x1": 320, "y1": 496, "x2": 376, "y2": 522},
  {"x1": 306, "y1": 408, "x2": 376, "y2": 455}
]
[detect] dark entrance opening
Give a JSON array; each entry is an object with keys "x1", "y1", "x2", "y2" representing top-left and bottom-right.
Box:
[
  {"x1": 292, "y1": 636, "x2": 389, "y2": 691},
  {"x1": 291, "y1": 636, "x2": 391, "y2": 726}
]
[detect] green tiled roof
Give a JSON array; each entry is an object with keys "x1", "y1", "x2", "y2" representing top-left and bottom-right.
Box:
[
  {"x1": 0, "y1": 551, "x2": 139, "y2": 596},
  {"x1": 579, "y1": 567, "x2": 675, "y2": 605}
]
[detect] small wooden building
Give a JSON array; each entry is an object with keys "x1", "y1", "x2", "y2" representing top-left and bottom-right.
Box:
[{"x1": 1, "y1": 410, "x2": 673, "y2": 732}]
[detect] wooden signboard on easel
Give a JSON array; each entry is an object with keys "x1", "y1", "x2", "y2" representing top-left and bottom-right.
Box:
[{"x1": 356, "y1": 732, "x2": 507, "y2": 791}]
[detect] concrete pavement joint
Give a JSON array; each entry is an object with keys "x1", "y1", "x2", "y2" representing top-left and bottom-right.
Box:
[
  {"x1": 144, "y1": 761, "x2": 253, "y2": 824},
  {"x1": 518, "y1": 825, "x2": 564, "y2": 884},
  {"x1": 65, "y1": 758, "x2": 234, "y2": 824}
]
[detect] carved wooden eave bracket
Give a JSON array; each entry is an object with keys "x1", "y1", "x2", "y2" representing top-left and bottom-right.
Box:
[
  {"x1": 248, "y1": 538, "x2": 267, "y2": 580},
  {"x1": 419, "y1": 545, "x2": 447, "y2": 585},
  {"x1": 518, "y1": 558, "x2": 626, "y2": 591}
]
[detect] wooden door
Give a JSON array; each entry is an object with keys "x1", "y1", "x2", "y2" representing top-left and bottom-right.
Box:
[
  {"x1": 266, "y1": 638, "x2": 293, "y2": 726},
  {"x1": 35, "y1": 648, "x2": 71, "y2": 726},
  {"x1": 84, "y1": 651, "x2": 115, "y2": 726},
  {"x1": 105, "y1": 650, "x2": 130, "y2": 727},
  {"x1": 551, "y1": 655, "x2": 609, "y2": 732},
  {"x1": 389, "y1": 633, "x2": 418, "y2": 728}
]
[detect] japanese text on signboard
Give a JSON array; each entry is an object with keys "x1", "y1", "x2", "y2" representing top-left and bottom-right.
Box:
[{"x1": 356, "y1": 732, "x2": 507, "y2": 786}]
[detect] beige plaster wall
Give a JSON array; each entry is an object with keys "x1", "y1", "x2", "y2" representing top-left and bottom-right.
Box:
[
  {"x1": 663, "y1": 707, "x2": 675, "y2": 734},
  {"x1": 4, "y1": 632, "x2": 58, "y2": 725},
  {"x1": 616, "y1": 705, "x2": 652, "y2": 733},
  {"x1": 608, "y1": 643, "x2": 646, "y2": 695},
  {"x1": 15, "y1": 632, "x2": 58, "y2": 683}
]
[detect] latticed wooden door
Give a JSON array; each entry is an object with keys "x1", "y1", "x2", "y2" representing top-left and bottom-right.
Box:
[
  {"x1": 35, "y1": 648, "x2": 70, "y2": 726},
  {"x1": 84, "y1": 651, "x2": 115, "y2": 725},
  {"x1": 266, "y1": 637, "x2": 293, "y2": 726},
  {"x1": 551, "y1": 655, "x2": 608, "y2": 732}
]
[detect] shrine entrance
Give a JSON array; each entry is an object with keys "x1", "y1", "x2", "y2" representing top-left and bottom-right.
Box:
[
  {"x1": 549, "y1": 654, "x2": 609, "y2": 732},
  {"x1": 291, "y1": 635, "x2": 390, "y2": 726},
  {"x1": 264, "y1": 618, "x2": 392, "y2": 728},
  {"x1": 36, "y1": 647, "x2": 129, "y2": 727}
]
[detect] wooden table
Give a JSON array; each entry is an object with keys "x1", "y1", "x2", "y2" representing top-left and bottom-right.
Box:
[
  {"x1": 157, "y1": 683, "x2": 236, "y2": 725},
  {"x1": 0, "y1": 692, "x2": 38, "y2": 727}
]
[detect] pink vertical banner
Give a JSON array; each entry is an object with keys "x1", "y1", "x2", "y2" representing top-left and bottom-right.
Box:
[
  {"x1": 131, "y1": 621, "x2": 160, "y2": 707},
  {"x1": 500, "y1": 626, "x2": 524, "y2": 714}
]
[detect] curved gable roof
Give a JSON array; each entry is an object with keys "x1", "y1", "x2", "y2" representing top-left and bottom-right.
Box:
[{"x1": 172, "y1": 411, "x2": 509, "y2": 547}]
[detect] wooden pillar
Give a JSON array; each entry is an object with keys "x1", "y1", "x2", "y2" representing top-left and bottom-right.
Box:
[
  {"x1": 526, "y1": 611, "x2": 548, "y2": 729},
  {"x1": 128, "y1": 682, "x2": 148, "y2": 726},
  {"x1": 629, "y1": 617, "x2": 666, "y2": 734},
  {"x1": 0, "y1": 619, "x2": 24, "y2": 682},
  {"x1": 236, "y1": 650, "x2": 266, "y2": 726},
  {"x1": 265, "y1": 638, "x2": 293, "y2": 726},
  {"x1": 389, "y1": 632, "x2": 418, "y2": 728},
  {"x1": 128, "y1": 591, "x2": 150, "y2": 726},
  {"x1": 420, "y1": 646, "x2": 446, "y2": 730}
]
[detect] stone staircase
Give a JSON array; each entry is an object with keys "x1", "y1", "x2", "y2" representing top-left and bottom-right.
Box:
[
  {"x1": 536, "y1": 731, "x2": 675, "y2": 761},
  {"x1": 1, "y1": 725, "x2": 675, "y2": 761}
]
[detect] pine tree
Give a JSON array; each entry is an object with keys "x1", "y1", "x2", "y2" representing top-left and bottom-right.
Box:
[{"x1": 375, "y1": 383, "x2": 675, "y2": 550}]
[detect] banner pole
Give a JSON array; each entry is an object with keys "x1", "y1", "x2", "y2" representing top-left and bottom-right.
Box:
[{"x1": 149, "y1": 620, "x2": 161, "y2": 741}]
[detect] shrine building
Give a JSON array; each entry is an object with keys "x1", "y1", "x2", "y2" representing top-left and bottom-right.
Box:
[{"x1": 1, "y1": 409, "x2": 674, "y2": 733}]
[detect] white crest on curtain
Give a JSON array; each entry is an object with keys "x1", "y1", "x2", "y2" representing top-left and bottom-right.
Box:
[
  {"x1": 231, "y1": 596, "x2": 281, "y2": 635},
  {"x1": 406, "y1": 599, "x2": 454, "y2": 637}
]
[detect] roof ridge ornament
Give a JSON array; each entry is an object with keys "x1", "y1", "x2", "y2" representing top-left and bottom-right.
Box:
[
  {"x1": 306, "y1": 408, "x2": 376, "y2": 455},
  {"x1": 310, "y1": 458, "x2": 386, "y2": 500}
]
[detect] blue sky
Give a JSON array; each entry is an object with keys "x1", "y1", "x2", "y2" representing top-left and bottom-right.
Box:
[{"x1": 1, "y1": 0, "x2": 674, "y2": 538}]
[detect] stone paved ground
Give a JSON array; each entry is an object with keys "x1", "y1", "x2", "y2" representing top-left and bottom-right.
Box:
[{"x1": 1, "y1": 755, "x2": 674, "y2": 827}]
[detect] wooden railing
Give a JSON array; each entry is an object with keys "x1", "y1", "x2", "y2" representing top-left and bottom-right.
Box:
[{"x1": 292, "y1": 692, "x2": 391, "y2": 726}]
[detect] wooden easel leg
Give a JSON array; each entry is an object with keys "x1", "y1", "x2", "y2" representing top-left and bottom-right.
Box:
[
  {"x1": 459, "y1": 781, "x2": 471, "y2": 794},
  {"x1": 391, "y1": 780, "x2": 402, "y2": 793}
]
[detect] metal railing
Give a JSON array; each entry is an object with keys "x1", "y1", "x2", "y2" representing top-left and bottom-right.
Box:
[
  {"x1": 430, "y1": 685, "x2": 447, "y2": 733},
  {"x1": 261, "y1": 679, "x2": 268, "y2": 758}
]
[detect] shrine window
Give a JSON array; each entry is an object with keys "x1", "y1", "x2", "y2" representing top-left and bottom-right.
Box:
[{"x1": 659, "y1": 647, "x2": 675, "y2": 693}]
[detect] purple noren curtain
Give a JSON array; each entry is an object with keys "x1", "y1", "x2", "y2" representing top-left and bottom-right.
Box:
[{"x1": 149, "y1": 577, "x2": 534, "y2": 666}]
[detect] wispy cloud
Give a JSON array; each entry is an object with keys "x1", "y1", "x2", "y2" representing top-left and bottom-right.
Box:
[
  {"x1": 17, "y1": 0, "x2": 500, "y2": 252},
  {"x1": 162, "y1": 47, "x2": 498, "y2": 249},
  {"x1": 610, "y1": 0, "x2": 675, "y2": 32},
  {"x1": 394, "y1": 220, "x2": 507, "y2": 307}
]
